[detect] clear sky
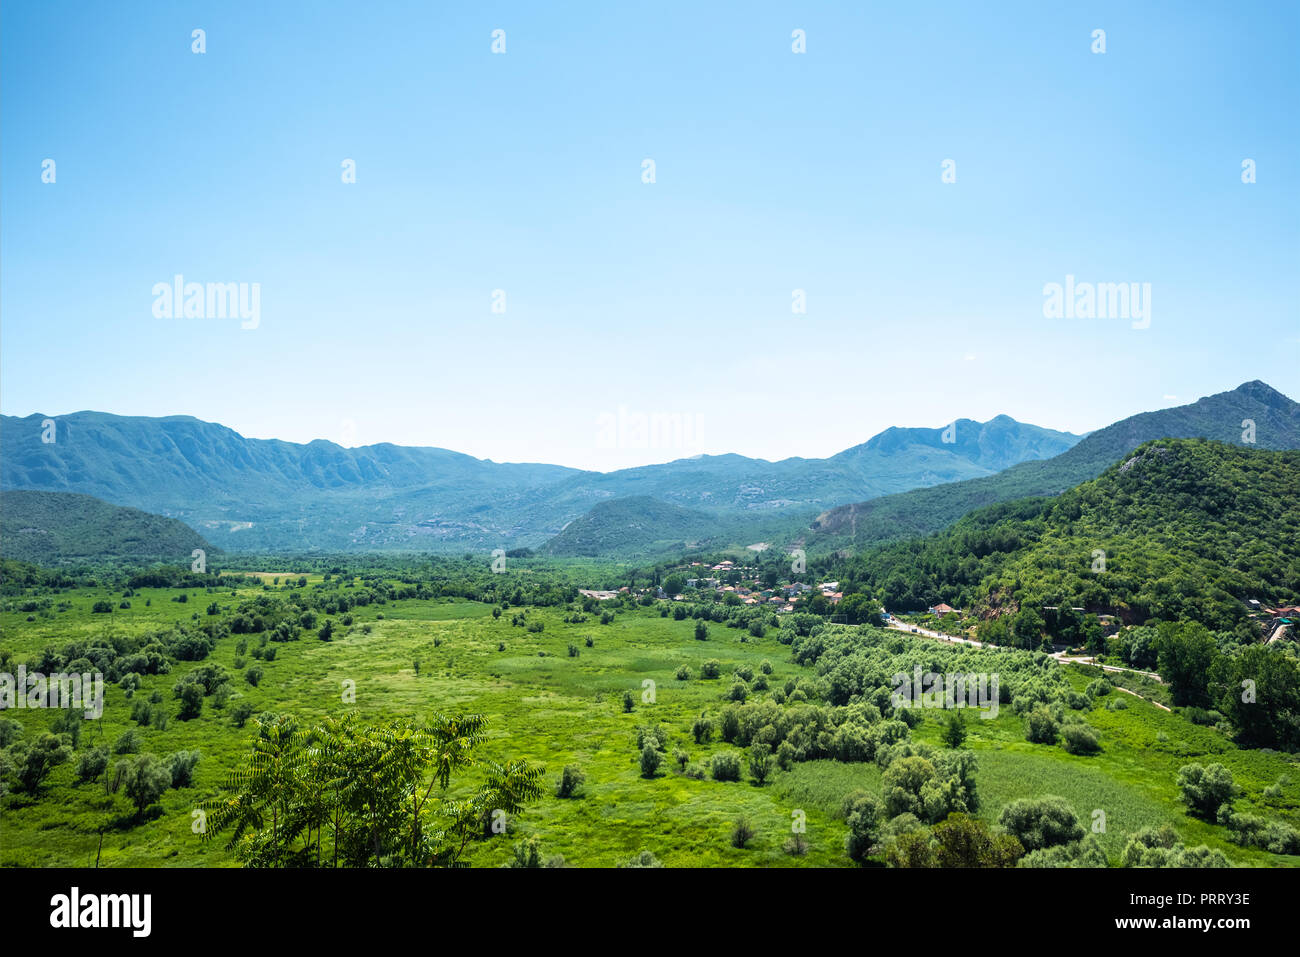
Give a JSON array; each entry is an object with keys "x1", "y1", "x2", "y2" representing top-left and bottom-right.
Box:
[{"x1": 2, "y1": 0, "x2": 1296, "y2": 472}]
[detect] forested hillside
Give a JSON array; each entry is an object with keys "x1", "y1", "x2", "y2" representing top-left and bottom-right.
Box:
[
  {"x1": 828, "y1": 439, "x2": 1300, "y2": 633},
  {"x1": 0, "y1": 490, "x2": 213, "y2": 565}
]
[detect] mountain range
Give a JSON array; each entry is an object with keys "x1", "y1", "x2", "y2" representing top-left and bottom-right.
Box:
[
  {"x1": 802, "y1": 380, "x2": 1300, "y2": 556},
  {"x1": 0, "y1": 410, "x2": 1079, "y2": 554}
]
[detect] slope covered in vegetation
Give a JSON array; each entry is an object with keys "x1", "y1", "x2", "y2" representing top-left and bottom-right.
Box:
[{"x1": 828, "y1": 439, "x2": 1300, "y2": 633}]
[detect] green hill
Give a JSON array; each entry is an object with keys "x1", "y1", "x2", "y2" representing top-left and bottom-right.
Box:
[
  {"x1": 0, "y1": 490, "x2": 214, "y2": 565},
  {"x1": 807, "y1": 381, "x2": 1300, "y2": 555},
  {"x1": 831, "y1": 439, "x2": 1300, "y2": 633},
  {"x1": 541, "y1": 496, "x2": 725, "y2": 557}
]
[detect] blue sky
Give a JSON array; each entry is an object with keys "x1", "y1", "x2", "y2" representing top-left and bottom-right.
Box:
[{"x1": 2, "y1": 0, "x2": 1296, "y2": 471}]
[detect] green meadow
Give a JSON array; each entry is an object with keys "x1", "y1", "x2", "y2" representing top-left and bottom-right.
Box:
[{"x1": 2, "y1": 580, "x2": 1298, "y2": 868}]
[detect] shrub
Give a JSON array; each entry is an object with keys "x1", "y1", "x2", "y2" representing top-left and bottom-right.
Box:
[
  {"x1": 1061, "y1": 724, "x2": 1101, "y2": 755},
  {"x1": 1177, "y1": 763, "x2": 1236, "y2": 819},
  {"x1": 639, "y1": 744, "x2": 662, "y2": 778},
  {"x1": 675, "y1": 664, "x2": 690, "y2": 681},
  {"x1": 166, "y1": 750, "x2": 201, "y2": 788},
  {"x1": 691, "y1": 715, "x2": 713, "y2": 744},
  {"x1": 636, "y1": 725, "x2": 669, "y2": 751},
  {"x1": 731, "y1": 818, "x2": 756, "y2": 848},
  {"x1": 694, "y1": 621, "x2": 709, "y2": 641},
  {"x1": 941, "y1": 711, "x2": 967, "y2": 748},
  {"x1": 123, "y1": 753, "x2": 172, "y2": 817},
  {"x1": 844, "y1": 792, "x2": 882, "y2": 863},
  {"x1": 930, "y1": 814, "x2": 1024, "y2": 868},
  {"x1": 700, "y1": 659, "x2": 721, "y2": 679},
  {"x1": 622, "y1": 691, "x2": 635, "y2": 713},
  {"x1": 1121, "y1": 825, "x2": 1229, "y2": 868},
  {"x1": 555, "y1": 764, "x2": 585, "y2": 799},
  {"x1": 710, "y1": 751, "x2": 742, "y2": 782},
  {"x1": 749, "y1": 743, "x2": 773, "y2": 785},
  {"x1": 618, "y1": 850, "x2": 663, "y2": 868},
  {"x1": 230, "y1": 701, "x2": 255, "y2": 728},
  {"x1": 75, "y1": 747, "x2": 109, "y2": 783},
  {"x1": 1182, "y1": 706, "x2": 1222, "y2": 726},
  {"x1": 244, "y1": 666, "x2": 264, "y2": 687},
  {"x1": 1024, "y1": 707, "x2": 1058, "y2": 744},
  {"x1": 998, "y1": 797, "x2": 1084, "y2": 852},
  {"x1": 175, "y1": 683, "x2": 204, "y2": 719},
  {"x1": 113, "y1": 729, "x2": 141, "y2": 755}
]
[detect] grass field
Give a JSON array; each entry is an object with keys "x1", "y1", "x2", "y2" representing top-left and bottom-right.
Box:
[{"x1": 2, "y1": 580, "x2": 1298, "y2": 867}]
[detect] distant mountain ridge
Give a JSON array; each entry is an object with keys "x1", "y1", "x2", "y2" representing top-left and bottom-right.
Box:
[
  {"x1": 0, "y1": 409, "x2": 1079, "y2": 553},
  {"x1": 806, "y1": 381, "x2": 1300, "y2": 554}
]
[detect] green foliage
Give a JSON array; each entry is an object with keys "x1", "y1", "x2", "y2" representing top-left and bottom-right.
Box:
[
  {"x1": 555, "y1": 764, "x2": 585, "y2": 799},
  {"x1": 730, "y1": 817, "x2": 756, "y2": 849},
  {"x1": 998, "y1": 796, "x2": 1085, "y2": 852},
  {"x1": 1024, "y1": 707, "x2": 1058, "y2": 744},
  {"x1": 1061, "y1": 723, "x2": 1102, "y2": 755},
  {"x1": 1120, "y1": 825, "x2": 1230, "y2": 868},
  {"x1": 710, "y1": 751, "x2": 741, "y2": 782},
  {"x1": 202, "y1": 711, "x2": 543, "y2": 867},
  {"x1": 843, "y1": 791, "x2": 882, "y2": 863},
  {"x1": 941, "y1": 711, "x2": 967, "y2": 748},
  {"x1": 123, "y1": 753, "x2": 172, "y2": 817},
  {"x1": 1177, "y1": 763, "x2": 1236, "y2": 819},
  {"x1": 6, "y1": 732, "x2": 72, "y2": 793},
  {"x1": 827, "y1": 441, "x2": 1300, "y2": 638},
  {"x1": 639, "y1": 744, "x2": 662, "y2": 778}
]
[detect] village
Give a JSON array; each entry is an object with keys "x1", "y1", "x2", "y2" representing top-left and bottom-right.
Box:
[{"x1": 579, "y1": 558, "x2": 844, "y2": 613}]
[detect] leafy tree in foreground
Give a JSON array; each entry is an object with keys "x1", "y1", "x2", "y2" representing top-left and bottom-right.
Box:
[{"x1": 203, "y1": 711, "x2": 543, "y2": 867}]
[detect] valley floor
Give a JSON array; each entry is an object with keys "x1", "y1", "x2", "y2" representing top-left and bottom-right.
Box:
[{"x1": 2, "y1": 584, "x2": 1298, "y2": 867}]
